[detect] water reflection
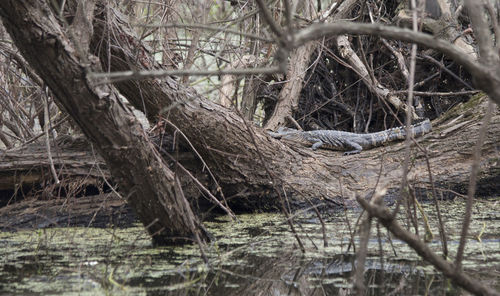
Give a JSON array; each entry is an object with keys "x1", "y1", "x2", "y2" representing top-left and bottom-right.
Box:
[{"x1": 0, "y1": 200, "x2": 498, "y2": 295}]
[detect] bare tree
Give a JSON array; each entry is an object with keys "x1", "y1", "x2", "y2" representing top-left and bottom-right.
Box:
[{"x1": 0, "y1": 0, "x2": 209, "y2": 245}]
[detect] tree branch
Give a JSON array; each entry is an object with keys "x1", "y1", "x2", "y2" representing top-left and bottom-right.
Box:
[
  {"x1": 293, "y1": 21, "x2": 500, "y2": 105},
  {"x1": 357, "y1": 196, "x2": 500, "y2": 296},
  {"x1": 294, "y1": 22, "x2": 480, "y2": 79}
]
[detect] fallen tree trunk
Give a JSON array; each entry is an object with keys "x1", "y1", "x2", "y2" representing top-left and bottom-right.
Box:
[
  {"x1": 1, "y1": 95, "x2": 498, "y2": 206},
  {"x1": 0, "y1": 193, "x2": 132, "y2": 231},
  {"x1": 0, "y1": 135, "x2": 198, "y2": 191},
  {"x1": 0, "y1": 137, "x2": 112, "y2": 193},
  {"x1": 88, "y1": 4, "x2": 500, "y2": 205}
]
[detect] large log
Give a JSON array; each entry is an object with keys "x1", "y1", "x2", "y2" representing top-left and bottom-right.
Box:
[
  {"x1": 88, "y1": 5, "x2": 500, "y2": 204},
  {"x1": 0, "y1": 139, "x2": 108, "y2": 192},
  {"x1": 1, "y1": 95, "x2": 498, "y2": 208}
]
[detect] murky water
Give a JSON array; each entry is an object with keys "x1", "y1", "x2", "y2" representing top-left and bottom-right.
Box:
[{"x1": 0, "y1": 199, "x2": 498, "y2": 295}]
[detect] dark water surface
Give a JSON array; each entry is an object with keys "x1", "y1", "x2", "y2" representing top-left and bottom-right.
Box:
[{"x1": 0, "y1": 199, "x2": 498, "y2": 295}]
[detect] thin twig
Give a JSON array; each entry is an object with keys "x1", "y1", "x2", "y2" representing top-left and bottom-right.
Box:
[
  {"x1": 10, "y1": 115, "x2": 69, "y2": 149},
  {"x1": 160, "y1": 147, "x2": 236, "y2": 219},
  {"x1": 420, "y1": 54, "x2": 474, "y2": 89},
  {"x1": 44, "y1": 95, "x2": 60, "y2": 185},
  {"x1": 88, "y1": 66, "x2": 281, "y2": 84},
  {"x1": 255, "y1": 0, "x2": 284, "y2": 38},
  {"x1": 175, "y1": 176, "x2": 208, "y2": 264},
  {"x1": 163, "y1": 119, "x2": 235, "y2": 220},
  {"x1": 391, "y1": 90, "x2": 479, "y2": 96},
  {"x1": 357, "y1": 196, "x2": 500, "y2": 296},
  {"x1": 392, "y1": 0, "x2": 419, "y2": 219},
  {"x1": 455, "y1": 99, "x2": 495, "y2": 269},
  {"x1": 136, "y1": 22, "x2": 273, "y2": 42},
  {"x1": 234, "y1": 106, "x2": 306, "y2": 253},
  {"x1": 423, "y1": 147, "x2": 448, "y2": 257}
]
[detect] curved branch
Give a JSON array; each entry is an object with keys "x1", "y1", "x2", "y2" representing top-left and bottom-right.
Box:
[
  {"x1": 293, "y1": 22, "x2": 483, "y2": 85},
  {"x1": 255, "y1": 0, "x2": 284, "y2": 38},
  {"x1": 294, "y1": 21, "x2": 500, "y2": 106}
]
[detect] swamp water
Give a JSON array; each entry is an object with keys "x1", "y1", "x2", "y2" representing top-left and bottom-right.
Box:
[{"x1": 0, "y1": 199, "x2": 498, "y2": 295}]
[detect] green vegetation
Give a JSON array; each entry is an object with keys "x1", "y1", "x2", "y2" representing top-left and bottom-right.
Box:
[{"x1": 1, "y1": 199, "x2": 498, "y2": 295}]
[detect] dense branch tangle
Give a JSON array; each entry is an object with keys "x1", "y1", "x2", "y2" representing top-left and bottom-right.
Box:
[{"x1": 0, "y1": 1, "x2": 499, "y2": 295}]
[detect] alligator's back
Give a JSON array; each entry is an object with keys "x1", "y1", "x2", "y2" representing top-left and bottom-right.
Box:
[{"x1": 269, "y1": 119, "x2": 432, "y2": 154}]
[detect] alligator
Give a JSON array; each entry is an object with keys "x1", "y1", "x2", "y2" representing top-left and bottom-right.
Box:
[{"x1": 268, "y1": 119, "x2": 431, "y2": 155}]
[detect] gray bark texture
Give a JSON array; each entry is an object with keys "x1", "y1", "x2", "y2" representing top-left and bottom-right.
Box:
[{"x1": 0, "y1": 0, "x2": 209, "y2": 245}]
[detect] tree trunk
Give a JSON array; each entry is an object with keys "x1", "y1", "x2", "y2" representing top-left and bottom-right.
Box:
[
  {"x1": 264, "y1": 42, "x2": 317, "y2": 130},
  {"x1": 0, "y1": 137, "x2": 204, "y2": 200},
  {"x1": 0, "y1": 0, "x2": 209, "y2": 245},
  {"x1": 0, "y1": 193, "x2": 132, "y2": 231},
  {"x1": 0, "y1": 140, "x2": 108, "y2": 192}
]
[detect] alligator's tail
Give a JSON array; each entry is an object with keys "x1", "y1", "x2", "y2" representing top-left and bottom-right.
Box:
[
  {"x1": 385, "y1": 118, "x2": 432, "y2": 141},
  {"x1": 366, "y1": 119, "x2": 431, "y2": 145}
]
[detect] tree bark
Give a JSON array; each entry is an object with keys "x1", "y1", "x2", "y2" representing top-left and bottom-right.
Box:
[
  {"x1": 0, "y1": 140, "x2": 108, "y2": 192},
  {"x1": 0, "y1": 0, "x2": 209, "y2": 245},
  {"x1": 0, "y1": 193, "x2": 132, "y2": 231},
  {"x1": 0, "y1": 137, "x2": 204, "y2": 198},
  {"x1": 264, "y1": 42, "x2": 317, "y2": 130}
]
